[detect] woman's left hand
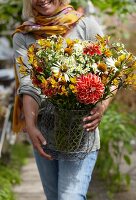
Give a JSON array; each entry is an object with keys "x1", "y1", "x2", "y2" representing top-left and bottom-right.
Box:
[{"x1": 83, "y1": 104, "x2": 105, "y2": 132}]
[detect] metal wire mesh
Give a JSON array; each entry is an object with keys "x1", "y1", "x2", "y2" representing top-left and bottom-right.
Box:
[{"x1": 38, "y1": 100, "x2": 96, "y2": 160}]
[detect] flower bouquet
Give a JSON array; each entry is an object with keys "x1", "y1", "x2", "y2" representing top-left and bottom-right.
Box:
[{"x1": 17, "y1": 35, "x2": 136, "y2": 158}]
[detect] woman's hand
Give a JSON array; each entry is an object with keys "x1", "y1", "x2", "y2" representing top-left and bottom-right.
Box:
[
  {"x1": 83, "y1": 103, "x2": 106, "y2": 132},
  {"x1": 27, "y1": 126, "x2": 52, "y2": 160},
  {"x1": 23, "y1": 95, "x2": 52, "y2": 160},
  {"x1": 83, "y1": 86, "x2": 117, "y2": 132}
]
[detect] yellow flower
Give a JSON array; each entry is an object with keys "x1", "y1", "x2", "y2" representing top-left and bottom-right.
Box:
[
  {"x1": 28, "y1": 54, "x2": 34, "y2": 64},
  {"x1": 16, "y1": 57, "x2": 24, "y2": 65},
  {"x1": 98, "y1": 63, "x2": 107, "y2": 72},
  {"x1": 66, "y1": 38, "x2": 75, "y2": 48},
  {"x1": 125, "y1": 54, "x2": 136, "y2": 68},
  {"x1": 27, "y1": 45, "x2": 37, "y2": 65},
  {"x1": 115, "y1": 61, "x2": 121, "y2": 68},
  {"x1": 57, "y1": 37, "x2": 63, "y2": 44},
  {"x1": 60, "y1": 64, "x2": 68, "y2": 73},
  {"x1": 125, "y1": 74, "x2": 136, "y2": 87},
  {"x1": 112, "y1": 79, "x2": 119, "y2": 86},
  {"x1": 37, "y1": 39, "x2": 51, "y2": 48},
  {"x1": 132, "y1": 61, "x2": 136, "y2": 68},
  {"x1": 104, "y1": 49, "x2": 112, "y2": 57},
  {"x1": 118, "y1": 54, "x2": 126, "y2": 62},
  {"x1": 59, "y1": 75, "x2": 66, "y2": 83},
  {"x1": 101, "y1": 74, "x2": 109, "y2": 85},
  {"x1": 55, "y1": 43, "x2": 62, "y2": 51},
  {"x1": 33, "y1": 59, "x2": 39, "y2": 68},
  {"x1": 96, "y1": 34, "x2": 110, "y2": 47},
  {"x1": 127, "y1": 54, "x2": 133, "y2": 62},
  {"x1": 70, "y1": 77, "x2": 77, "y2": 84},
  {"x1": 28, "y1": 56, "x2": 38, "y2": 67},
  {"x1": 50, "y1": 78, "x2": 58, "y2": 88},
  {"x1": 28, "y1": 44, "x2": 35, "y2": 54},
  {"x1": 53, "y1": 72, "x2": 60, "y2": 79},
  {"x1": 69, "y1": 84, "x2": 77, "y2": 93},
  {"x1": 28, "y1": 50, "x2": 39, "y2": 67},
  {"x1": 60, "y1": 86, "x2": 68, "y2": 96},
  {"x1": 64, "y1": 47, "x2": 73, "y2": 56},
  {"x1": 19, "y1": 65, "x2": 27, "y2": 75}
]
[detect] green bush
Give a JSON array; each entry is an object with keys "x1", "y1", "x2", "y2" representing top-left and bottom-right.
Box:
[
  {"x1": 0, "y1": 177, "x2": 14, "y2": 200},
  {"x1": 91, "y1": 0, "x2": 136, "y2": 15},
  {"x1": 0, "y1": 143, "x2": 31, "y2": 200},
  {"x1": 71, "y1": 0, "x2": 136, "y2": 15},
  {"x1": 96, "y1": 103, "x2": 136, "y2": 192},
  {"x1": 0, "y1": 0, "x2": 22, "y2": 37}
]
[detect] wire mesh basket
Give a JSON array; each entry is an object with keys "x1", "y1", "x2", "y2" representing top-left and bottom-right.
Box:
[{"x1": 38, "y1": 100, "x2": 96, "y2": 160}]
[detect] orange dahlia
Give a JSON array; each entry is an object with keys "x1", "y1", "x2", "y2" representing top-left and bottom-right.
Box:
[{"x1": 76, "y1": 73, "x2": 105, "y2": 104}]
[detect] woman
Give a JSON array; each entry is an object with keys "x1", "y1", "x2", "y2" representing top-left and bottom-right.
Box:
[{"x1": 13, "y1": 0, "x2": 112, "y2": 199}]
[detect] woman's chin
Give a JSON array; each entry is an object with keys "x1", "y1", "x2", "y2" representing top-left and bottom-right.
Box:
[{"x1": 38, "y1": 7, "x2": 57, "y2": 16}]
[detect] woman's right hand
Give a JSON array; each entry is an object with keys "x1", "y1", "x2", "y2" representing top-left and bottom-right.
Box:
[
  {"x1": 22, "y1": 95, "x2": 52, "y2": 160},
  {"x1": 27, "y1": 127, "x2": 52, "y2": 160}
]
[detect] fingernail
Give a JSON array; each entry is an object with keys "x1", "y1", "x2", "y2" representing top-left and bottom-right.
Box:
[
  {"x1": 83, "y1": 118, "x2": 86, "y2": 122},
  {"x1": 42, "y1": 141, "x2": 47, "y2": 145},
  {"x1": 90, "y1": 111, "x2": 93, "y2": 115},
  {"x1": 87, "y1": 129, "x2": 90, "y2": 132}
]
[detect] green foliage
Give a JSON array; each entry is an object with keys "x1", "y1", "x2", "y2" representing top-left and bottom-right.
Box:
[
  {"x1": 0, "y1": 143, "x2": 31, "y2": 200},
  {"x1": 71, "y1": 0, "x2": 136, "y2": 38},
  {"x1": 96, "y1": 104, "x2": 136, "y2": 192},
  {"x1": 0, "y1": 0, "x2": 22, "y2": 35},
  {"x1": 0, "y1": 177, "x2": 14, "y2": 200},
  {"x1": 91, "y1": 0, "x2": 136, "y2": 15},
  {"x1": 71, "y1": 0, "x2": 87, "y2": 9},
  {"x1": 71, "y1": 0, "x2": 136, "y2": 16}
]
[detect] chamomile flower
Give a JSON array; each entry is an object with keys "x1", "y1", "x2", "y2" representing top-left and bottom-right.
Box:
[
  {"x1": 106, "y1": 57, "x2": 118, "y2": 71},
  {"x1": 51, "y1": 62, "x2": 69, "y2": 82}
]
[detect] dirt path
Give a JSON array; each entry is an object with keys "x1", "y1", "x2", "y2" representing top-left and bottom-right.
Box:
[{"x1": 13, "y1": 158, "x2": 46, "y2": 200}]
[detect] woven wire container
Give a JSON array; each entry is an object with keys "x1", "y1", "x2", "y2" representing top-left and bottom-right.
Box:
[{"x1": 38, "y1": 100, "x2": 96, "y2": 160}]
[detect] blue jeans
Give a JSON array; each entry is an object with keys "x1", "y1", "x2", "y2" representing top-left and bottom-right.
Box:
[{"x1": 34, "y1": 150, "x2": 98, "y2": 200}]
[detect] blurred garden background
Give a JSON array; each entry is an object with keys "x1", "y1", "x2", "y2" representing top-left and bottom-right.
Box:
[{"x1": 0, "y1": 0, "x2": 136, "y2": 200}]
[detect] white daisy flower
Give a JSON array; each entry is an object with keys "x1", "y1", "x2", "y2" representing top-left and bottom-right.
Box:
[
  {"x1": 92, "y1": 63, "x2": 98, "y2": 73},
  {"x1": 106, "y1": 57, "x2": 118, "y2": 72}
]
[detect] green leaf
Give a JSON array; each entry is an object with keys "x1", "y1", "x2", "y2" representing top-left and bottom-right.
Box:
[
  {"x1": 125, "y1": 174, "x2": 131, "y2": 186},
  {"x1": 124, "y1": 154, "x2": 131, "y2": 165}
]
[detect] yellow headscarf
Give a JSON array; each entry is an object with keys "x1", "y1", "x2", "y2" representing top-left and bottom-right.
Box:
[
  {"x1": 12, "y1": 5, "x2": 83, "y2": 133},
  {"x1": 14, "y1": 5, "x2": 83, "y2": 38}
]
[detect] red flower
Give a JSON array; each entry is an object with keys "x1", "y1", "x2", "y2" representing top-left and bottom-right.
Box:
[
  {"x1": 42, "y1": 87, "x2": 57, "y2": 97},
  {"x1": 76, "y1": 73, "x2": 105, "y2": 104},
  {"x1": 83, "y1": 44, "x2": 102, "y2": 56},
  {"x1": 32, "y1": 76, "x2": 41, "y2": 87},
  {"x1": 36, "y1": 66, "x2": 43, "y2": 73}
]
